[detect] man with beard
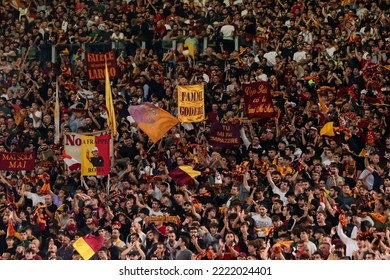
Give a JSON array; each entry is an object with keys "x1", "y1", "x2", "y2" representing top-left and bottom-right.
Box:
[{"x1": 37, "y1": 140, "x2": 53, "y2": 161}]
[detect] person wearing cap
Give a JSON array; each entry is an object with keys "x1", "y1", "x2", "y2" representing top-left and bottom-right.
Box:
[{"x1": 86, "y1": 146, "x2": 104, "y2": 167}]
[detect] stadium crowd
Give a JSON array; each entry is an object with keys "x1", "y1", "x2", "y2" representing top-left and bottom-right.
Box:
[{"x1": 1, "y1": 0, "x2": 390, "y2": 260}]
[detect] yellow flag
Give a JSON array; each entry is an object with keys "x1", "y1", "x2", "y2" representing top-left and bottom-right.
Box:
[
  {"x1": 105, "y1": 60, "x2": 117, "y2": 138},
  {"x1": 184, "y1": 42, "x2": 195, "y2": 57},
  {"x1": 320, "y1": 122, "x2": 335, "y2": 137},
  {"x1": 177, "y1": 83, "x2": 205, "y2": 122},
  {"x1": 317, "y1": 93, "x2": 329, "y2": 114}
]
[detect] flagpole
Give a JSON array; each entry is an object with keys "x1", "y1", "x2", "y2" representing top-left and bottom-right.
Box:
[
  {"x1": 146, "y1": 142, "x2": 157, "y2": 153},
  {"x1": 107, "y1": 174, "x2": 111, "y2": 195},
  {"x1": 54, "y1": 79, "x2": 61, "y2": 144}
]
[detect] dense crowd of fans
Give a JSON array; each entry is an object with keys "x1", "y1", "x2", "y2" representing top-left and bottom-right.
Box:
[{"x1": 0, "y1": 0, "x2": 390, "y2": 260}]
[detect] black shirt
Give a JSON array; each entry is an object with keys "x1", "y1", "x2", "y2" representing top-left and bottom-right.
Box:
[{"x1": 90, "y1": 156, "x2": 104, "y2": 167}]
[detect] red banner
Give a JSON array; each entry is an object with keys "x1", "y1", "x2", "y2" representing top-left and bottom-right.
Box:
[
  {"x1": 0, "y1": 152, "x2": 35, "y2": 171},
  {"x1": 86, "y1": 50, "x2": 117, "y2": 80},
  {"x1": 209, "y1": 122, "x2": 241, "y2": 148},
  {"x1": 242, "y1": 82, "x2": 275, "y2": 119}
]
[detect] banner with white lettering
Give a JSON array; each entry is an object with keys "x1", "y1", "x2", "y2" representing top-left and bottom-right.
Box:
[
  {"x1": 177, "y1": 83, "x2": 205, "y2": 123},
  {"x1": 86, "y1": 50, "x2": 117, "y2": 80},
  {"x1": 242, "y1": 82, "x2": 276, "y2": 119},
  {"x1": 209, "y1": 122, "x2": 241, "y2": 148}
]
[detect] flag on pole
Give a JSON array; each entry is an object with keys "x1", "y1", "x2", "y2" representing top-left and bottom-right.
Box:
[
  {"x1": 105, "y1": 60, "x2": 117, "y2": 138},
  {"x1": 54, "y1": 81, "x2": 61, "y2": 144},
  {"x1": 62, "y1": 150, "x2": 81, "y2": 171},
  {"x1": 128, "y1": 103, "x2": 179, "y2": 143},
  {"x1": 72, "y1": 234, "x2": 104, "y2": 260}
]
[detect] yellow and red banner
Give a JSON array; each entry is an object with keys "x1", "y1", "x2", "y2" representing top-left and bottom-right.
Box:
[
  {"x1": 177, "y1": 83, "x2": 205, "y2": 123},
  {"x1": 64, "y1": 131, "x2": 113, "y2": 164},
  {"x1": 81, "y1": 134, "x2": 111, "y2": 176},
  {"x1": 128, "y1": 103, "x2": 179, "y2": 143}
]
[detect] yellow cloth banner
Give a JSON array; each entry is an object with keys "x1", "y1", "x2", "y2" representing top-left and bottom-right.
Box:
[
  {"x1": 81, "y1": 134, "x2": 111, "y2": 176},
  {"x1": 177, "y1": 83, "x2": 205, "y2": 123},
  {"x1": 73, "y1": 237, "x2": 96, "y2": 260}
]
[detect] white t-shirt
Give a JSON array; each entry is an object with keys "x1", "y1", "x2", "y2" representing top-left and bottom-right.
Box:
[
  {"x1": 263, "y1": 51, "x2": 279, "y2": 67},
  {"x1": 29, "y1": 110, "x2": 42, "y2": 128},
  {"x1": 293, "y1": 51, "x2": 307, "y2": 63},
  {"x1": 220, "y1": 25, "x2": 235, "y2": 39}
]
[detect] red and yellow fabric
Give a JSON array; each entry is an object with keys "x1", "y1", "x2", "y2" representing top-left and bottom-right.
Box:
[
  {"x1": 7, "y1": 217, "x2": 22, "y2": 240},
  {"x1": 37, "y1": 173, "x2": 51, "y2": 195},
  {"x1": 317, "y1": 92, "x2": 329, "y2": 114},
  {"x1": 367, "y1": 212, "x2": 386, "y2": 224},
  {"x1": 81, "y1": 134, "x2": 111, "y2": 176},
  {"x1": 168, "y1": 165, "x2": 201, "y2": 186},
  {"x1": 254, "y1": 226, "x2": 274, "y2": 236},
  {"x1": 177, "y1": 83, "x2": 205, "y2": 123},
  {"x1": 73, "y1": 234, "x2": 105, "y2": 260},
  {"x1": 183, "y1": 42, "x2": 195, "y2": 57}
]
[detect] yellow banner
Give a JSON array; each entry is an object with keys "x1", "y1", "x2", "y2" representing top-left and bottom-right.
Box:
[
  {"x1": 81, "y1": 134, "x2": 111, "y2": 176},
  {"x1": 177, "y1": 83, "x2": 205, "y2": 123}
]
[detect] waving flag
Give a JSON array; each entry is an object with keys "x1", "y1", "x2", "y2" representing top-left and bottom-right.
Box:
[
  {"x1": 73, "y1": 234, "x2": 104, "y2": 260},
  {"x1": 169, "y1": 165, "x2": 201, "y2": 186},
  {"x1": 62, "y1": 150, "x2": 81, "y2": 171},
  {"x1": 128, "y1": 103, "x2": 179, "y2": 143}
]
